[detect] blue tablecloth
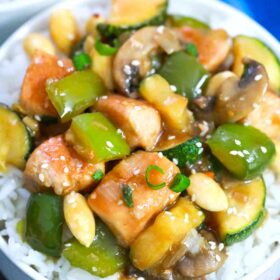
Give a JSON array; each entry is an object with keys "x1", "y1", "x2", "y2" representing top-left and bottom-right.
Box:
[{"x1": 222, "y1": 0, "x2": 280, "y2": 40}]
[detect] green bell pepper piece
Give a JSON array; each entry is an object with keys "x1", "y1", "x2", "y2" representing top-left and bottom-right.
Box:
[
  {"x1": 168, "y1": 15, "x2": 210, "y2": 29},
  {"x1": 159, "y1": 51, "x2": 209, "y2": 100},
  {"x1": 25, "y1": 193, "x2": 63, "y2": 257},
  {"x1": 207, "y1": 124, "x2": 276, "y2": 180},
  {"x1": 66, "y1": 112, "x2": 130, "y2": 163},
  {"x1": 47, "y1": 70, "x2": 106, "y2": 122},
  {"x1": 63, "y1": 219, "x2": 128, "y2": 277}
]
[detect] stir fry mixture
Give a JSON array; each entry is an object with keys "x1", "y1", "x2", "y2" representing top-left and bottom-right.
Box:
[{"x1": 1, "y1": 0, "x2": 280, "y2": 278}]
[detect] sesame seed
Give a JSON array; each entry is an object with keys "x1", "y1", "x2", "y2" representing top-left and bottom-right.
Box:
[
  {"x1": 133, "y1": 169, "x2": 140, "y2": 175},
  {"x1": 157, "y1": 25, "x2": 165, "y2": 34},
  {"x1": 117, "y1": 200, "x2": 123, "y2": 206},
  {"x1": 63, "y1": 181, "x2": 71, "y2": 187},
  {"x1": 215, "y1": 254, "x2": 221, "y2": 262},
  {"x1": 134, "y1": 106, "x2": 142, "y2": 111},
  {"x1": 195, "y1": 142, "x2": 202, "y2": 148},
  {"x1": 170, "y1": 85, "x2": 177, "y2": 92},
  {"x1": 191, "y1": 194, "x2": 197, "y2": 202},
  {"x1": 60, "y1": 156, "x2": 66, "y2": 161},
  {"x1": 218, "y1": 243, "x2": 225, "y2": 251},
  {"x1": 158, "y1": 152, "x2": 163, "y2": 158},
  {"x1": 64, "y1": 167, "x2": 69, "y2": 173},
  {"x1": 254, "y1": 74, "x2": 263, "y2": 81},
  {"x1": 260, "y1": 146, "x2": 267, "y2": 154},
  {"x1": 57, "y1": 60, "x2": 64, "y2": 67},
  {"x1": 184, "y1": 213, "x2": 189, "y2": 223},
  {"x1": 172, "y1": 158, "x2": 179, "y2": 165},
  {"x1": 230, "y1": 150, "x2": 238, "y2": 155},
  {"x1": 131, "y1": 60, "x2": 140, "y2": 66},
  {"x1": 106, "y1": 141, "x2": 114, "y2": 148},
  {"x1": 39, "y1": 173, "x2": 45, "y2": 182},
  {"x1": 198, "y1": 211, "x2": 203, "y2": 216},
  {"x1": 168, "y1": 135, "x2": 176, "y2": 140},
  {"x1": 41, "y1": 163, "x2": 48, "y2": 169},
  {"x1": 234, "y1": 139, "x2": 241, "y2": 146}
]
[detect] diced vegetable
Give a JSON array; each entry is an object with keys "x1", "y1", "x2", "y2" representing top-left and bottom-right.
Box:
[
  {"x1": 185, "y1": 43, "x2": 199, "y2": 58},
  {"x1": 0, "y1": 105, "x2": 32, "y2": 171},
  {"x1": 24, "y1": 135, "x2": 105, "y2": 195},
  {"x1": 90, "y1": 47, "x2": 114, "y2": 90},
  {"x1": 213, "y1": 177, "x2": 266, "y2": 245},
  {"x1": 188, "y1": 173, "x2": 228, "y2": 211},
  {"x1": 145, "y1": 165, "x2": 166, "y2": 190},
  {"x1": 122, "y1": 184, "x2": 134, "y2": 208},
  {"x1": 233, "y1": 35, "x2": 280, "y2": 90},
  {"x1": 140, "y1": 74, "x2": 193, "y2": 132},
  {"x1": 179, "y1": 28, "x2": 231, "y2": 72},
  {"x1": 95, "y1": 38, "x2": 119, "y2": 56},
  {"x1": 97, "y1": 0, "x2": 167, "y2": 38},
  {"x1": 25, "y1": 193, "x2": 63, "y2": 257},
  {"x1": 72, "y1": 52, "x2": 91, "y2": 71},
  {"x1": 130, "y1": 197, "x2": 205, "y2": 270},
  {"x1": 168, "y1": 15, "x2": 210, "y2": 29},
  {"x1": 63, "y1": 219, "x2": 127, "y2": 277},
  {"x1": 20, "y1": 51, "x2": 73, "y2": 117},
  {"x1": 159, "y1": 51, "x2": 208, "y2": 100},
  {"x1": 88, "y1": 151, "x2": 180, "y2": 246},
  {"x1": 64, "y1": 192, "x2": 95, "y2": 248},
  {"x1": 47, "y1": 71, "x2": 106, "y2": 122},
  {"x1": 95, "y1": 95, "x2": 161, "y2": 151},
  {"x1": 162, "y1": 137, "x2": 203, "y2": 169},
  {"x1": 207, "y1": 124, "x2": 276, "y2": 179},
  {"x1": 23, "y1": 33, "x2": 55, "y2": 57},
  {"x1": 50, "y1": 9, "x2": 80, "y2": 54},
  {"x1": 65, "y1": 113, "x2": 130, "y2": 163},
  {"x1": 92, "y1": 169, "x2": 104, "y2": 181}
]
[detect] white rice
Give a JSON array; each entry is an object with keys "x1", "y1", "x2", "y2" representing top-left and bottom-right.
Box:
[{"x1": 0, "y1": 1, "x2": 280, "y2": 280}]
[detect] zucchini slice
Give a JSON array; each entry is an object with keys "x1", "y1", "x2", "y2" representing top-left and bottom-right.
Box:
[
  {"x1": 213, "y1": 177, "x2": 266, "y2": 245},
  {"x1": 168, "y1": 15, "x2": 210, "y2": 30},
  {"x1": 233, "y1": 35, "x2": 280, "y2": 91},
  {"x1": 97, "y1": 0, "x2": 167, "y2": 38},
  {"x1": 0, "y1": 105, "x2": 32, "y2": 171}
]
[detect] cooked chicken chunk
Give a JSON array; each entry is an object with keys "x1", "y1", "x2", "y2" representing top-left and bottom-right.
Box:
[
  {"x1": 95, "y1": 95, "x2": 162, "y2": 150},
  {"x1": 25, "y1": 135, "x2": 104, "y2": 195},
  {"x1": 88, "y1": 151, "x2": 180, "y2": 246}
]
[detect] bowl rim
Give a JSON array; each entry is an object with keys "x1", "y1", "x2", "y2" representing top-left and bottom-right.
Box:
[{"x1": 0, "y1": 0, "x2": 279, "y2": 279}]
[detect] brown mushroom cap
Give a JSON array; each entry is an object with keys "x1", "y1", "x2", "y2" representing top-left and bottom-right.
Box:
[
  {"x1": 205, "y1": 58, "x2": 269, "y2": 124},
  {"x1": 113, "y1": 26, "x2": 182, "y2": 97}
]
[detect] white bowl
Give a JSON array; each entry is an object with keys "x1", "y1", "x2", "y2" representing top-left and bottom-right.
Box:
[
  {"x1": 0, "y1": 0, "x2": 58, "y2": 45},
  {"x1": 0, "y1": 0, "x2": 279, "y2": 279}
]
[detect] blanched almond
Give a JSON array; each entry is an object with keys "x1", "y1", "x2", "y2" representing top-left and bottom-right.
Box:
[
  {"x1": 64, "y1": 192, "x2": 95, "y2": 247},
  {"x1": 188, "y1": 173, "x2": 228, "y2": 212}
]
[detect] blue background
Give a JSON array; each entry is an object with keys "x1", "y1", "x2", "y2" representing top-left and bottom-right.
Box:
[{"x1": 222, "y1": 0, "x2": 280, "y2": 40}]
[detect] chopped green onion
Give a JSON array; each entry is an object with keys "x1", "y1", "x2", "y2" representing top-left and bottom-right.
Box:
[
  {"x1": 170, "y1": 173, "x2": 190, "y2": 193},
  {"x1": 122, "y1": 184, "x2": 133, "y2": 208},
  {"x1": 95, "y1": 38, "x2": 118, "y2": 56},
  {"x1": 145, "y1": 165, "x2": 166, "y2": 190},
  {"x1": 92, "y1": 169, "x2": 104, "y2": 181},
  {"x1": 72, "y1": 52, "x2": 92, "y2": 71},
  {"x1": 185, "y1": 43, "x2": 198, "y2": 58}
]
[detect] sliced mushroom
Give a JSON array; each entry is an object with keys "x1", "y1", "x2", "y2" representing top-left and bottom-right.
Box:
[
  {"x1": 113, "y1": 26, "x2": 182, "y2": 97},
  {"x1": 175, "y1": 230, "x2": 227, "y2": 278},
  {"x1": 205, "y1": 58, "x2": 269, "y2": 124}
]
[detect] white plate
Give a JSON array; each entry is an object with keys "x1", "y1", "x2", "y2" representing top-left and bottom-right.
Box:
[{"x1": 0, "y1": 0, "x2": 279, "y2": 279}]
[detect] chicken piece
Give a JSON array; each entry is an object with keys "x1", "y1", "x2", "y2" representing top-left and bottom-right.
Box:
[
  {"x1": 20, "y1": 51, "x2": 73, "y2": 117},
  {"x1": 243, "y1": 91, "x2": 280, "y2": 174},
  {"x1": 88, "y1": 151, "x2": 180, "y2": 246},
  {"x1": 95, "y1": 95, "x2": 162, "y2": 150},
  {"x1": 25, "y1": 135, "x2": 104, "y2": 195},
  {"x1": 178, "y1": 27, "x2": 231, "y2": 72},
  {"x1": 243, "y1": 91, "x2": 280, "y2": 141}
]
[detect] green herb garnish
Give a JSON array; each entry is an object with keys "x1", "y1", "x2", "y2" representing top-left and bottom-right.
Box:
[
  {"x1": 185, "y1": 43, "x2": 198, "y2": 58},
  {"x1": 145, "y1": 165, "x2": 166, "y2": 190},
  {"x1": 72, "y1": 52, "x2": 92, "y2": 71},
  {"x1": 122, "y1": 184, "x2": 133, "y2": 208},
  {"x1": 170, "y1": 173, "x2": 190, "y2": 193},
  {"x1": 92, "y1": 169, "x2": 104, "y2": 181}
]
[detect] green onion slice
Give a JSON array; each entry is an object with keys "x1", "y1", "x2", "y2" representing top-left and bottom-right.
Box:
[
  {"x1": 95, "y1": 38, "x2": 118, "y2": 56},
  {"x1": 122, "y1": 184, "x2": 133, "y2": 208},
  {"x1": 170, "y1": 173, "x2": 190, "y2": 193},
  {"x1": 185, "y1": 43, "x2": 198, "y2": 58},
  {"x1": 72, "y1": 52, "x2": 92, "y2": 71},
  {"x1": 92, "y1": 169, "x2": 104, "y2": 181},
  {"x1": 145, "y1": 165, "x2": 166, "y2": 190}
]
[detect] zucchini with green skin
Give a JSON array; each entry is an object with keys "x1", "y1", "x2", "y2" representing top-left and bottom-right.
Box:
[
  {"x1": 162, "y1": 137, "x2": 203, "y2": 169},
  {"x1": 168, "y1": 15, "x2": 210, "y2": 29},
  {"x1": 0, "y1": 105, "x2": 33, "y2": 171},
  {"x1": 97, "y1": 0, "x2": 168, "y2": 39},
  {"x1": 213, "y1": 177, "x2": 266, "y2": 245},
  {"x1": 233, "y1": 35, "x2": 280, "y2": 91}
]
